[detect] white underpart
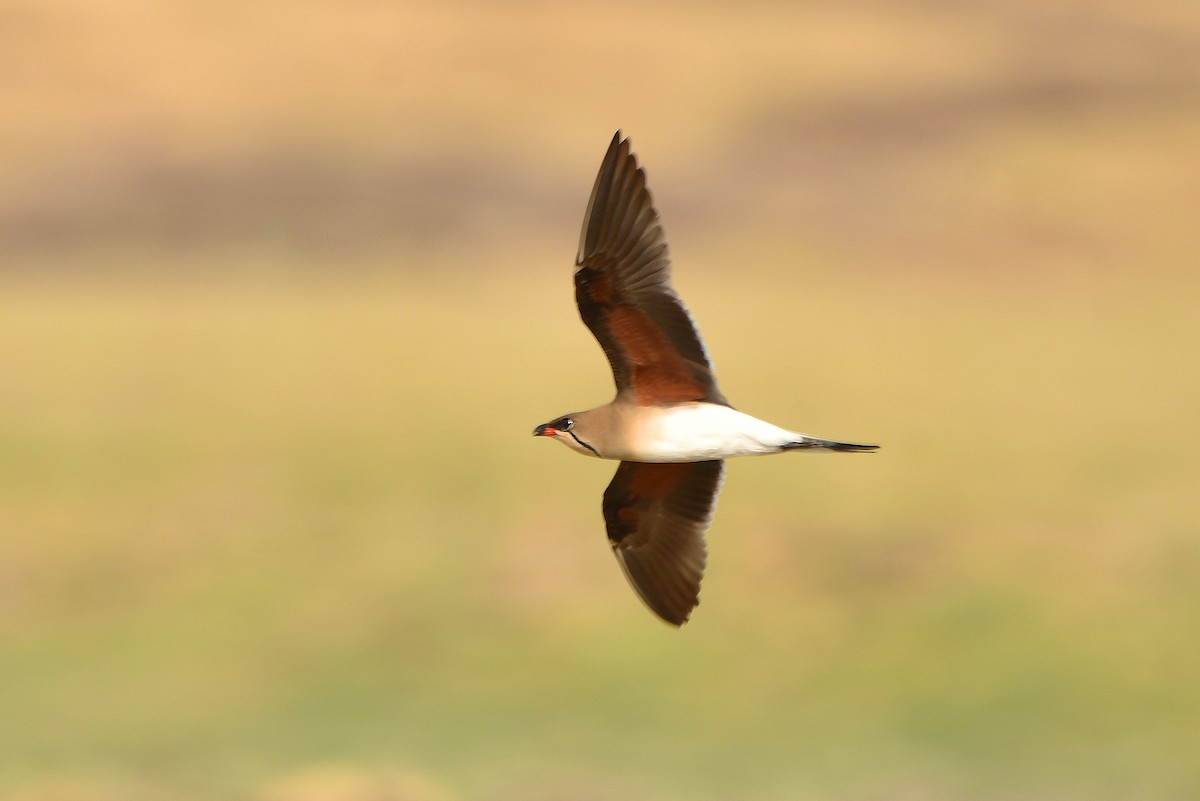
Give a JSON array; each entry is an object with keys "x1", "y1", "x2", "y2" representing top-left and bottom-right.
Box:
[{"x1": 629, "y1": 403, "x2": 803, "y2": 462}]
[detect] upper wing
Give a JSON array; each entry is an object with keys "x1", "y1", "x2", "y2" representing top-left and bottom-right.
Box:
[
  {"x1": 602, "y1": 459, "x2": 726, "y2": 626},
  {"x1": 574, "y1": 132, "x2": 728, "y2": 407}
]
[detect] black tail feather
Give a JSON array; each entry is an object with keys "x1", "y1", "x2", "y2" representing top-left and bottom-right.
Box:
[{"x1": 782, "y1": 437, "x2": 879, "y2": 453}]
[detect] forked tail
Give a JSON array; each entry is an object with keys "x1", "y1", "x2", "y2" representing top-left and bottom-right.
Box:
[{"x1": 782, "y1": 437, "x2": 879, "y2": 453}]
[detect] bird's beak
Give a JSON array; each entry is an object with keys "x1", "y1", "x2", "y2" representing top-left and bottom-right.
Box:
[{"x1": 533, "y1": 424, "x2": 555, "y2": 437}]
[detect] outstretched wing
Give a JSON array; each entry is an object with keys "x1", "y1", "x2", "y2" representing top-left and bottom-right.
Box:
[
  {"x1": 575, "y1": 132, "x2": 728, "y2": 407},
  {"x1": 602, "y1": 459, "x2": 725, "y2": 626}
]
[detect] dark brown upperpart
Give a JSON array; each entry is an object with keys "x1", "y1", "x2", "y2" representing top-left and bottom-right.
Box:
[{"x1": 574, "y1": 132, "x2": 728, "y2": 407}]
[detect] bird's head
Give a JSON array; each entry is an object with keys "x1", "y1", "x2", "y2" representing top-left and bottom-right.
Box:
[{"x1": 532, "y1": 414, "x2": 600, "y2": 457}]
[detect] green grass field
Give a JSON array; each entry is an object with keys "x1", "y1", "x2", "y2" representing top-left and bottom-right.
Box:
[
  {"x1": 3, "y1": 265, "x2": 1198, "y2": 800},
  {"x1": 2, "y1": 1, "x2": 1199, "y2": 799}
]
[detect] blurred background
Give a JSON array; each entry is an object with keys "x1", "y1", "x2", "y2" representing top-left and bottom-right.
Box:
[{"x1": 2, "y1": 1, "x2": 1199, "y2": 799}]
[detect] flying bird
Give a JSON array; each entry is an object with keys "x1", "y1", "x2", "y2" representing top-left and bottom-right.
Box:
[{"x1": 533, "y1": 132, "x2": 878, "y2": 626}]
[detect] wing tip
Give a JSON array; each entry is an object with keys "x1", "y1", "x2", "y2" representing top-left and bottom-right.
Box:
[
  {"x1": 578, "y1": 130, "x2": 634, "y2": 265},
  {"x1": 611, "y1": 543, "x2": 702, "y2": 627}
]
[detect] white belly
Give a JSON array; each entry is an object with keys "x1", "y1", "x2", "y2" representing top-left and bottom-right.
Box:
[{"x1": 627, "y1": 403, "x2": 800, "y2": 462}]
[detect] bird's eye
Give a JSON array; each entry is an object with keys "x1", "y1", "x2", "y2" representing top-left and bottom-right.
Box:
[{"x1": 560, "y1": 417, "x2": 574, "y2": 431}]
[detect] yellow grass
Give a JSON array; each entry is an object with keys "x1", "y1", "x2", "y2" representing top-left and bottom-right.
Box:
[{"x1": 2, "y1": 1, "x2": 1199, "y2": 799}]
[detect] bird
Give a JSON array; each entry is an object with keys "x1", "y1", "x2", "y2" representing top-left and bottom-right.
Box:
[{"x1": 533, "y1": 131, "x2": 878, "y2": 626}]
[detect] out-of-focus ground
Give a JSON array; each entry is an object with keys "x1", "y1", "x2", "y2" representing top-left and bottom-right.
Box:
[{"x1": 2, "y1": 1, "x2": 1199, "y2": 799}]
